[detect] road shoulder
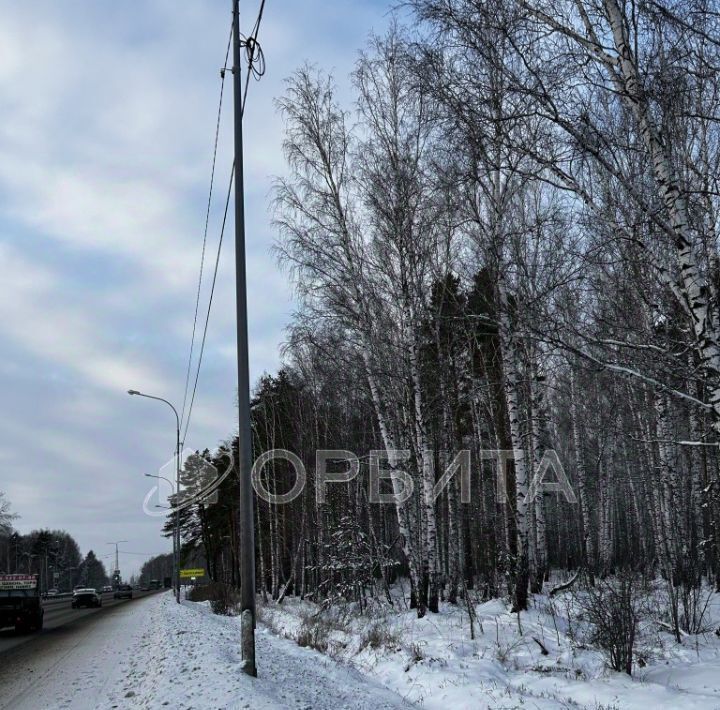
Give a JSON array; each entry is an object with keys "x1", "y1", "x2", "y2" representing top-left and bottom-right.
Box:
[{"x1": 0, "y1": 593, "x2": 160, "y2": 710}]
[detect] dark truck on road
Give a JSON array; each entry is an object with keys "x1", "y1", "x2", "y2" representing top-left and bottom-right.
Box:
[{"x1": 0, "y1": 574, "x2": 44, "y2": 633}]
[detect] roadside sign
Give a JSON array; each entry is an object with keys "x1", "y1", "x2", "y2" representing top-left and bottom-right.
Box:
[
  {"x1": 179, "y1": 568, "x2": 205, "y2": 579},
  {"x1": 0, "y1": 574, "x2": 38, "y2": 590}
]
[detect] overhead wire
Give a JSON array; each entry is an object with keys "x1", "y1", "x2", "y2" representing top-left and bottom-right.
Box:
[
  {"x1": 179, "y1": 24, "x2": 234, "y2": 435},
  {"x1": 242, "y1": 0, "x2": 267, "y2": 96},
  {"x1": 181, "y1": 0, "x2": 268, "y2": 447},
  {"x1": 182, "y1": 166, "x2": 234, "y2": 446},
  {"x1": 98, "y1": 550, "x2": 172, "y2": 559}
]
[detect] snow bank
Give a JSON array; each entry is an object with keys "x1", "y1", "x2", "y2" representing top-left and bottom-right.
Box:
[
  {"x1": 104, "y1": 592, "x2": 411, "y2": 709},
  {"x1": 258, "y1": 586, "x2": 720, "y2": 709},
  {"x1": 99, "y1": 586, "x2": 720, "y2": 709}
]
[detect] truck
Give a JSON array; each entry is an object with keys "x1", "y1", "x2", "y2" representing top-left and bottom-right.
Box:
[{"x1": 0, "y1": 574, "x2": 44, "y2": 633}]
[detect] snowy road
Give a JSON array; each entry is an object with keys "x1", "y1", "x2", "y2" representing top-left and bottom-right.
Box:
[
  {"x1": 0, "y1": 590, "x2": 160, "y2": 656},
  {"x1": 0, "y1": 592, "x2": 415, "y2": 709},
  {"x1": 0, "y1": 599, "x2": 152, "y2": 710},
  {"x1": 0, "y1": 593, "x2": 163, "y2": 710}
]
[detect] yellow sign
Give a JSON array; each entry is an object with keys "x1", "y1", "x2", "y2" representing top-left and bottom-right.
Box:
[{"x1": 180, "y1": 568, "x2": 206, "y2": 579}]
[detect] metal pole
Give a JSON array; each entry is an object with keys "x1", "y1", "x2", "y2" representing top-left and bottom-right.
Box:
[
  {"x1": 146, "y1": 473, "x2": 178, "y2": 595},
  {"x1": 107, "y1": 541, "x2": 128, "y2": 583},
  {"x1": 127, "y1": 391, "x2": 181, "y2": 602},
  {"x1": 232, "y1": 0, "x2": 257, "y2": 677},
  {"x1": 175, "y1": 423, "x2": 181, "y2": 603}
]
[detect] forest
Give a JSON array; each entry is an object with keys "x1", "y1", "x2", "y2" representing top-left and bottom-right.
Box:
[
  {"x1": 0, "y1": 493, "x2": 110, "y2": 591},
  {"x1": 0, "y1": 491, "x2": 180, "y2": 589},
  {"x1": 165, "y1": 0, "x2": 720, "y2": 659}
]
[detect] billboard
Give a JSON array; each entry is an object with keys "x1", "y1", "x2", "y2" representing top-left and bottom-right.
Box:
[{"x1": 0, "y1": 574, "x2": 38, "y2": 590}]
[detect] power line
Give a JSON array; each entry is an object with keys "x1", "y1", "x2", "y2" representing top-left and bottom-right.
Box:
[
  {"x1": 98, "y1": 550, "x2": 172, "y2": 559},
  {"x1": 242, "y1": 0, "x2": 267, "y2": 99},
  {"x1": 182, "y1": 165, "x2": 235, "y2": 445},
  {"x1": 181, "y1": 1, "x2": 269, "y2": 446},
  {"x1": 180, "y1": 23, "x2": 234, "y2": 434}
]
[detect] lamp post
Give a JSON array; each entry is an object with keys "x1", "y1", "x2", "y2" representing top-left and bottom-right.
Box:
[
  {"x1": 106, "y1": 540, "x2": 128, "y2": 589},
  {"x1": 40, "y1": 538, "x2": 60, "y2": 594},
  {"x1": 63, "y1": 566, "x2": 78, "y2": 592},
  {"x1": 10, "y1": 532, "x2": 20, "y2": 573},
  {"x1": 146, "y1": 473, "x2": 177, "y2": 592},
  {"x1": 21, "y1": 552, "x2": 36, "y2": 575},
  {"x1": 48, "y1": 539, "x2": 61, "y2": 592},
  {"x1": 128, "y1": 389, "x2": 181, "y2": 603}
]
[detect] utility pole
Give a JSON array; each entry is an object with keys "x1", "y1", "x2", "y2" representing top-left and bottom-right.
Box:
[
  {"x1": 232, "y1": 0, "x2": 257, "y2": 677},
  {"x1": 106, "y1": 541, "x2": 127, "y2": 584}
]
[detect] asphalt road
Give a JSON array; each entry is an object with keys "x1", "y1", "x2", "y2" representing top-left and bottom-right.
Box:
[
  {"x1": 0, "y1": 591, "x2": 164, "y2": 710},
  {"x1": 0, "y1": 589, "x2": 162, "y2": 656}
]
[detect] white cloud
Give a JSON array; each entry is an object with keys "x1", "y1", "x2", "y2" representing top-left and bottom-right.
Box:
[
  {"x1": 0, "y1": 0, "x2": 392, "y2": 576},
  {"x1": 0, "y1": 242, "x2": 170, "y2": 394}
]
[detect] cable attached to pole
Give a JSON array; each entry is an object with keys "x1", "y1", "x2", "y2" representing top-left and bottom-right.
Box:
[
  {"x1": 180, "y1": 23, "x2": 234, "y2": 437},
  {"x1": 232, "y1": 0, "x2": 259, "y2": 678},
  {"x1": 181, "y1": 0, "x2": 268, "y2": 448}
]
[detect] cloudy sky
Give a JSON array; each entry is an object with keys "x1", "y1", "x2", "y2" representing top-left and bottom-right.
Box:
[{"x1": 0, "y1": 0, "x2": 392, "y2": 578}]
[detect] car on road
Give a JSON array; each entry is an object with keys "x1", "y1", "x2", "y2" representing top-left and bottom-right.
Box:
[
  {"x1": 102, "y1": 585, "x2": 113, "y2": 593},
  {"x1": 45, "y1": 588, "x2": 59, "y2": 597},
  {"x1": 71, "y1": 588, "x2": 102, "y2": 608},
  {"x1": 113, "y1": 584, "x2": 133, "y2": 600},
  {"x1": 0, "y1": 574, "x2": 44, "y2": 632}
]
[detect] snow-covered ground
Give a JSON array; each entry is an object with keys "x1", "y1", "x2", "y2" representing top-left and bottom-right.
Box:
[
  {"x1": 1, "y1": 592, "x2": 411, "y2": 709},
  {"x1": 259, "y1": 583, "x2": 720, "y2": 709},
  {"x1": 103, "y1": 594, "x2": 411, "y2": 709},
  {"x1": 4, "y1": 585, "x2": 720, "y2": 709}
]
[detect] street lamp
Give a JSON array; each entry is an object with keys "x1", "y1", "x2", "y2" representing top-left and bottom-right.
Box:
[
  {"x1": 106, "y1": 541, "x2": 128, "y2": 588},
  {"x1": 145, "y1": 470, "x2": 176, "y2": 547},
  {"x1": 128, "y1": 389, "x2": 181, "y2": 603},
  {"x1": 10, "y1": 532, "x2": 20, "y2": 573},
  {"x1": 145, "y1": 472, "x2": 175, "y2": 489},
  {"x1": 150, "y1": 498, "x2": 176, "y2": 584},
  {"x1": 21, "y1": 552, "x2": 37, "y2": 574},
  {"x1": 46, "y1": 539, "x2": 61, "y2": 592},
  {"x1": 62, "y1": 566, "x2": 78, "y2": 592}
]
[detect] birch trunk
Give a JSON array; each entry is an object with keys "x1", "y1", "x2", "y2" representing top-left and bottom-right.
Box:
[
  {"x1": 570, "y1": 370, "x2": 595, "y2": 576},
  {"x1": 408, "y1": 320, "x2": 440, "y2": 613},
  {"x1": 654, "y1": 391, "x2": 680, "y2": 581},
  {"x1": 529, "y1": 354, "x2": 548, "y2": 592},
  {"x1": 361, "y1": 344, "x2": 425, "y2": 616},
  {"x1": 603, "y1": 0, "x2": 720, "y2": 432},
  {"x1": 497, "y1": 277, "x2": 531, "y2": 611}
]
